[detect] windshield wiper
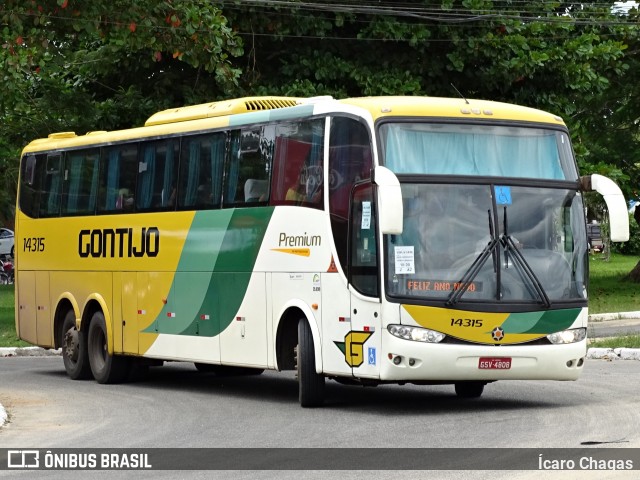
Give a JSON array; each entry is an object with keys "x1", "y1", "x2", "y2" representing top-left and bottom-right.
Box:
[
  {"x1": 446, "y1": 210, "x2": 499, "y2": 306},
  {"x1": 500, "y1": 207, "x2": 551, "y2": 308},
  {"x1": 447, "y1": 207, "x2": 552, "y2": 308}
]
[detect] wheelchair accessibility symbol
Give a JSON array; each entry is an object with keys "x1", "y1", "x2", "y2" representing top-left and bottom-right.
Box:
[
  {"x1": 368, "y1": 347, "x2": 376, "y2": 366},
  {"x1": 494, "y1": 186, "x2": 512, "y2": 205}
]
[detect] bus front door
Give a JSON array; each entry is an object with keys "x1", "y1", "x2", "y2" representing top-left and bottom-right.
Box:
[{"x1": 348, "y1": 293, "x2": 381, "y2": 380}]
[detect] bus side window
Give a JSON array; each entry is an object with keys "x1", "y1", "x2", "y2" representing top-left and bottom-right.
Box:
[
  {"x1": 39, "y1": 154, "x2": 63, "y2": 217},
  {"x1": 329, "y1": 116, "x2": 373, "y2": 273},
  {"x1": 136, "y1": 139, "x2": 179, "y2": 211},
  {"x1": 270, "y1": 118, "x2": 325, "y2": 208},
  {"x1": 350, "y1": 183, "x2": 378, "y2": 297},
  {"x1": 98, "y1": 144, "x2": 138, "y2": 214},
  {"x1": 179, "y1": 133, "x2": 224, "y2": 210},
  {"x1": 20, "y1": 154, "x2": 45, "y2": 218},
  {"x1": 224, "y1": 128, "x2": 272, "y2": 207},
  {"x1": 62, "y1": 148, "x2": 100, "y2": 216}
]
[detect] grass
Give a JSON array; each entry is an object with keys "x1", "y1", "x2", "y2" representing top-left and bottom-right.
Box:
[
  {"x1": 589, "y1": 334, "x2": 640, "y2": 349},
  {"x1": 1, "y1": 254, "x2": 639, "y2": 348},
  {"x1": 0, "y1": 285, "x2": 29, "y2": 348},
  {"x1": 587, "y1": 253, "x2": 640, "y2": 314}
]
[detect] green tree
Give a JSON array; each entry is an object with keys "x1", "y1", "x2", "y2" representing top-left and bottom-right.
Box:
[
  {"x1": 0, "y1": 0, "x2": 245, "y2": 226},
  {"x1": 224, "y1": 2, "x2": 627, "y2": 105}
]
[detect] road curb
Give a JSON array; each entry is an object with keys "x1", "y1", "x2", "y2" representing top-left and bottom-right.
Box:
[
  {"x1": 588, "y1": 311, "x2": 640, "y2": 322},
  {"x1": 0, "y1": 403, "x2": 6, "y2": 429},
  {"x1": 0, "y1": 346, "x2": 61, "y2": 357},
  {"x1": 586, "y1": 347, "x2": 640, "y2": 361}
]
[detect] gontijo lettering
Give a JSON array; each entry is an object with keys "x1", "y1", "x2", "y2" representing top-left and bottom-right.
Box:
[{"x1": 78, "y1": 227, "x2": 159, "y2": 258}]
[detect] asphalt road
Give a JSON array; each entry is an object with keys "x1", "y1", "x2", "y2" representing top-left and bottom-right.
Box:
[
  {"x1": 589, "y1": 318, "x2": 640, "y2": 339},
  {"x1": 1, "y1": 356, "x2": 639, "y2": 479}
]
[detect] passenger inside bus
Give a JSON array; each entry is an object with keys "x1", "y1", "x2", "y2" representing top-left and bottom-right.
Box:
[
  {"x1": 244, "y1": 179, "x2": 269, "y2": 202},
  {"x1": 285, "y1": 167, "x2": 307, "y2": 203},
  {"x1": 286, "y1": 164, "x2": 323, "y2": 205}
]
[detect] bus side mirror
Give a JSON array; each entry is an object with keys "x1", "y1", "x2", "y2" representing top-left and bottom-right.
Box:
[
  {"x1": 580, "y1": 174, "x2": 629, "y2": 242},
  {"x1": 373, "y1": 166, "x2": 403, "y2": 234}
]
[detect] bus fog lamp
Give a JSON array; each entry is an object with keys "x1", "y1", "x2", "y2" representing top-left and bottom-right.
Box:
[
  {"x1": 547, "y1": 328, "x2": 587, "y2": 345},
  {"x1": 388, "y1": 324, "x2": 445, "y2": 343}
]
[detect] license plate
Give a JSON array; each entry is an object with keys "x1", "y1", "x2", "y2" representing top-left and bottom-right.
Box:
[{"x1": 478, "y1": 357, "x2": 512, "y2": 370}]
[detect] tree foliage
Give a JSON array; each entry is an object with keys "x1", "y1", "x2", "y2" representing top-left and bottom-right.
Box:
[{"x1": 0, "y1": 0, "x2": 244, "y2": 226}]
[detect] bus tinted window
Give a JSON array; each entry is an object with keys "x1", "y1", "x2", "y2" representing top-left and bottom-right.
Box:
[
  {"x1": 136, "y1": 139, "x2": 179, "y2": 211},
  {"x1": 98, "y1": 144, "x2": 138, "y2": 213},
  {"x1": 40, "y1": 154, "x2": 63, "y2": 217},
  {"x1": 380, "y1": 123, "x2": 577, "y2": 180},
  {"x1": 19, "y1": 154, "x2": 44, "y2": 218},
  {"x1": 178, "y1": 133, "x2": 225, "y2": 210},
  {"x1": 62, "y1": 149, "x2": 100, "y2": 215},
  {"x1": 224, "y1": 128, "x2": 271, "y2": 207},
  {"x1": 350, "y1": 183, "x2": 378, "y2": 297},
  {"x1": 270, "y1": 118, "x2": 325, "y2": 208},
  {"x1": 329, "y1": 116, "x2": 373, "y2": 273}
]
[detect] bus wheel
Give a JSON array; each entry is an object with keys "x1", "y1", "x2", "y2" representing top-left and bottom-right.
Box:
[
  {"x1": 454, "y1": 382, "x2": 485, "y2": 398},
  {"x1": 297, "y1": 319, "x2": 325, "y2": 407},
  {"x1": 194, "y1": 362, "x2": 217, "y2": 373},
  {"x1": 87, "y1": 311, "x2": 130, "y2": 384},
  {"x1": 61, "y1": 310, "x2": 92, "y2": 380}
]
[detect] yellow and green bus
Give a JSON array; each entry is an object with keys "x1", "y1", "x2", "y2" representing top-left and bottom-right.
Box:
[{"x1": 15, "y1": 95, "x2": 629, "y2": 406}]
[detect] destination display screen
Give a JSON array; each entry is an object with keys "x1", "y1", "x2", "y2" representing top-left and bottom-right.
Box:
[{"x1": 405, "y1": 280, "x2": 483, "y2": 293}]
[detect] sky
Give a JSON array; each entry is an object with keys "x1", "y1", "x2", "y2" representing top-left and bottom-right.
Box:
[{"x1": 614, "y1": 1, "x2": 638, "y2": 13}]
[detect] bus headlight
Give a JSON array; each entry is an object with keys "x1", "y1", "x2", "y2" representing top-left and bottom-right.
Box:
[
  {"x1": 547, "y1": 328, "x2": 587, "y2": 345},
  {"x1": 388, "y1": 324, "x2": 445, "y2": 343}
]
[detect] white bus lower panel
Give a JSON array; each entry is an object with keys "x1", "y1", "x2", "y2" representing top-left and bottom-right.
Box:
[{"x1": 378, "y1": 330, "x2": 586, "y2": 382}]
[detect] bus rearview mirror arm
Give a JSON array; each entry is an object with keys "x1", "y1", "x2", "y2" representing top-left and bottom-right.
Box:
[
  {"x1": 373, "y1": 166, "x2": 403, "y2": 234},
  {"x1": 580, "y1": 174, "x2": 629, "y2": 242}
]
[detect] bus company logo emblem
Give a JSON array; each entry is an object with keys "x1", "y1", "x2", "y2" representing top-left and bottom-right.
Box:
[
  {"x1": 334, "y1": 331, "x2": 373, "y2": 367},
  {"x1": 491, "y1": 327, "x2": 505, "y2": 342}
]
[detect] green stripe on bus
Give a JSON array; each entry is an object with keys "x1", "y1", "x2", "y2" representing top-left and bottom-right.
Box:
[
  {"x1": 501, "y1": 308, "x2": 581, "y2": 335},
  {"x1": 523, "y1": 308, "x2": 581, "y2": 334},
  {"x1": 144, "y1": 207, "x2": 274, "y2": 337}
]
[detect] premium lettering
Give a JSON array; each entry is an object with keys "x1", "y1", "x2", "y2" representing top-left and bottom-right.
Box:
[
  {"x1": 278, "y1": 232, "x2": 321, "y2": 247},
  {"x1": 79, "y1": 227, "x2": 159, "y2": 258}
]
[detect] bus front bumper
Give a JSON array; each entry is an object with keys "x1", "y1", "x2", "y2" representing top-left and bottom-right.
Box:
[{"x1": 378, "y1": 330, "x2": 587, "y2": 382}]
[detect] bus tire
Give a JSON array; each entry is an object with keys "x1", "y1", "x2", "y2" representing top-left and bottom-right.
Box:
[
  {"x1": 61, "y1": 310, "x2": 92, "y2": 380},
  {"x1": 454, "y1": 382, "x2": 485, "y2": 398},
  {"x1": 87, "y1": 311, "x2": 130, "y2": 384},
  {"x1": 297, "y1": 318, "x2": 325, "y2": 408}
]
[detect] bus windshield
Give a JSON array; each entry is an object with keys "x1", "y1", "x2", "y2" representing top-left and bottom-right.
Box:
[
  {"x1": 379, "y1": 122, "x2": 578, "y2": 180},
  {"x1": 385, "y1": 183, "x2": 588, "y2": 307}
]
